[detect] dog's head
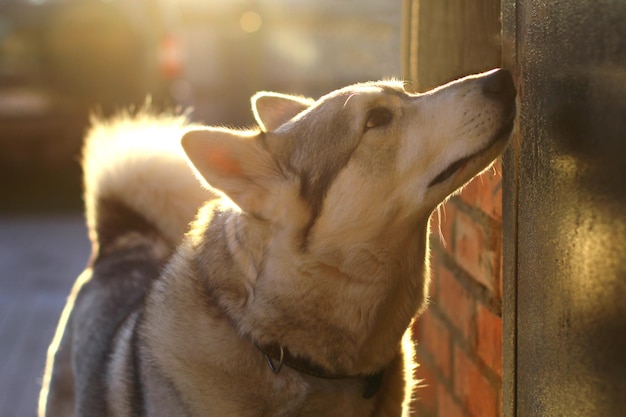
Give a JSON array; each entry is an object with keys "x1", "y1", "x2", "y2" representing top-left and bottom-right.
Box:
[
  {"x1": 181, "y1": 70, "x2": 515, "y2": 365},
  {"x1": 182, "y1": 69, "x2": 516, "y2": 251}
]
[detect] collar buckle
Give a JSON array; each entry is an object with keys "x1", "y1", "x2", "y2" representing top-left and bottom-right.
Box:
[{"x1": 262, "y1": 345, "x2": 284, "y2": 374}]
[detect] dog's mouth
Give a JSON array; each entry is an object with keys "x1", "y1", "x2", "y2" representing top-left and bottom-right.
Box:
[{"x1": 428, "y1": 114, "x2": 515, "y2": 188}]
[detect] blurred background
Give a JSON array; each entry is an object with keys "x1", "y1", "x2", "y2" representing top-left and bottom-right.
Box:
[{"x1": 0, "y1": 0, "x2": 402, "y2": 211}]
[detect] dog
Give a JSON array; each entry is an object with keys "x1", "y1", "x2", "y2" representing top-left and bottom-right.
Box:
[{"x1": 38, "y1": 68, "x2": 516, "y2": 417}]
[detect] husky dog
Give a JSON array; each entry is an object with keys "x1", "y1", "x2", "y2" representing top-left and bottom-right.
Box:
[{"x1": 39, "y1": 69, "x2": 516, "y2": 417}]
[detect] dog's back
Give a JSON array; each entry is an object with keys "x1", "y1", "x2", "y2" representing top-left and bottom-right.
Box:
[{"x1": 38, "y1": 112, "x2": 214, "y2": 417}]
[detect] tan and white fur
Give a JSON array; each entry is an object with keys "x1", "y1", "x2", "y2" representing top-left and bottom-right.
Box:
[{"x1": 39, "y1": 69, "x2": 516, "y2": 417}]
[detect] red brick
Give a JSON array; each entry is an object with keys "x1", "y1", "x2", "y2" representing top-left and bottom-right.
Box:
[
  {"x1": 437, "y1": 384, "x2": 465, "y2": 417},
  {"x1": 453, "y1": 209, "x2": 500, "y2": 292},
  {"x1": 476, "y1": 304, "x2": 503, "y2": 376},
  {"x1": 414, "y1": 362, "x2": 438, "y2": 414},
  {"x1": 427, "y1": 158, "x2": 504, "y2": 417},
  {"x1": 454, "y1": 347, "x2": 498, "y2": 417},
  {"x1": 417, "y1": 310, "x2": 451, "y2": 379},
  {"x1": 458, "y1": 161, "x2": 503, "y2": 221},
  {"x1": 436, "y1": 268, "x2": 474, "y2": 340}
]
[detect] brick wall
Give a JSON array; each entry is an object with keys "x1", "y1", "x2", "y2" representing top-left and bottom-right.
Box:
[{"x1": 412, "y1": 161, "x2": 504, "y2": 417}]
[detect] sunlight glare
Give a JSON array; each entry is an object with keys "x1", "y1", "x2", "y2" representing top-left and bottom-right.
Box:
[{"x1": 240, "y1": 11, "x2": 262, "y2": 33}]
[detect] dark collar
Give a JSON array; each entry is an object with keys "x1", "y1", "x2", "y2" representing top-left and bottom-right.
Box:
[
  {"x1": 203, "y1": 285, "x2": 385, "y2": 399},
  {"x1": 256, "y1": 343, "x2": 385, "y2": 399}
]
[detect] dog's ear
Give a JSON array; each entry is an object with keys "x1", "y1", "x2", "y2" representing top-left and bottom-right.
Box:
[
  {"x1": 182, "y1": 128, "x2": 278, "y2": 214},
  {"x1": 252, "y1": 92, "x2": 313, "y2": 132}
]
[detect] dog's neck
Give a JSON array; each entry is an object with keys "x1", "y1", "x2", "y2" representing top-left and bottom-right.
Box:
[{"x1": 193, "y1": 202, "x2": 429, "y2": 376}]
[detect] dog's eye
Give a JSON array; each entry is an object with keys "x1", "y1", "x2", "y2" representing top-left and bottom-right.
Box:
[{"x1": 365, "y1": 107, "x2": 393, "y2": 130}]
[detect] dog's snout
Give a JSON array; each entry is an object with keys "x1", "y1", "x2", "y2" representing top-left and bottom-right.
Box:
[{"x1": 481, "y1": 69, "x2": 516, "y2": 101}]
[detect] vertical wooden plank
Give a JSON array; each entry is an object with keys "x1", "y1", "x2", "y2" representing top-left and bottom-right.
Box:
[
  {"x1": 402, "y1": 0, "x2": 420, "y2": 84},
  {"x1": 513, "y1": 1, "x2": 626, "y2": 416},
  {"x1": 501, "y1": 1, "x2": 519, "y2": 416},
  {"x1": 410, "y1": 0, "x2": 501, "y2": 91}
]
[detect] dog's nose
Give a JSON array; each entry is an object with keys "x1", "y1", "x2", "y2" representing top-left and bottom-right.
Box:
[{"x1": 481, "y1": 69, "x2": 516, "y2": 101}]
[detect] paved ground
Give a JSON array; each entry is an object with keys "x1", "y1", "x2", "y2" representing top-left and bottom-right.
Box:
[{"x1": 0, "y1": 213, "x2": 89, "y2": 417}]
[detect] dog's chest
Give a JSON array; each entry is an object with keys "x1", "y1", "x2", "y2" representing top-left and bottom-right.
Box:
[
  {"x1": 143, "y1": 257, "x2": 379, "y2": 416},
  {"x1": 291, "y1": 388, "x2": 377, "y2": 417},
  {"x1": 237, "y1": 378, "x2": 377, "y2": 417}
]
